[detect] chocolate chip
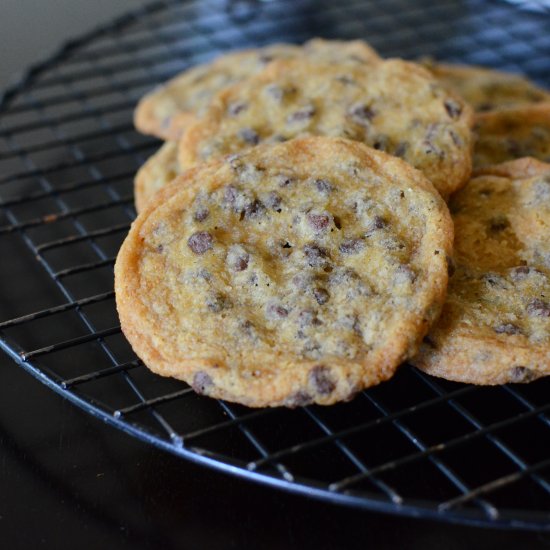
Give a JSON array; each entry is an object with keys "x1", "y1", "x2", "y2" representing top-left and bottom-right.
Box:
[
  {"x1": 193, "y1": 206, "x2": 210, "y2": 222},
  {"x1": 449, "y1": 130, "x2": 463, "y2": 147},
  {"x1": 238, "y1": 127, "x2": 260, "y2": 145},
  {"x1": 394, "y1": 141, "x2": 408, "y2": 158},
  {"x1": 494, "y1": 323, "x2": 521, "y2": 335},
  {"x1": 233, "y1": 254, "x2": 249, "y2": 271},
  {"x1": 224, "y1": 185, "x2": 238, "y2": 204},
  {"x1": 372, "y1": 134, "x2": 389, "y2": 151},
  {"x1": 444, "y1": 99, "x2": 462, "y2": 119},
  {"x1": 156, "y1": 244, "x2": 164, "y2": 253},
  {"x1": 510, "y1": 366, "x2": 536, "y2": 383},
  {"x1": 298, "y1": 309, "x2": 322, "y2": 327},
  {"x1": 287, "y1": 105, "x2": 315, "y2": 123},
  {"x1": 286, "y1": 391, "x2": 313, "y2": 407},
  {"x1": 488, "y1": 215, "x2": 509, "y2": 232},
  {"x1": 511, "y1": 266, "x2": 532, "y2": 281},
  {"x1": 526, "y1": 299, "x2": 550, "y2": 318},
  {"x1": 266, "y1": 302, "x2": 289, "y2": 319},
  {"x1": 367, "y1": 215, "x2": 386, "y2": 233},
  {"x1": 244, "y1": 199, "x2": 265, "y2": 219},
  {"x1": 348, "y1": 103, "x2": 375, "y2": 124},
  {"x1": 335, "y1": 75, "x2": 357, "y2": 85},
  {"x1": 313, "y1": 287, "x2": 330, "y2": 305},
  {"x1": 303, "y1": 244, "x2": 329, "y2": 267},
  {"x1": 265, "y1": 192, "x2": 282, "y2": 210},
  {"x1": 277, "y1": 175, "x2": 293, "y2": 187},
  {"x1": 423, "y1": 124, "x2": 444, "y2": 157},
  {"x1": 339, "y1": 314, "x2": 361, "y2": 334},
  {"x1": 339, "y1": 238, "x2": 364, "y2": 254},
  {"x1": 188, "y1": 231, "x2": 213, "y2": 254},
  {"x1": 314, "y1": 179, "x2": 333, "y2": 194},
  {"x1": 307, "y1": 213, "x2": 330, "y2": 232},
  {"x1": 423, "y1": 335, "x2": 437, "y2": 349},
  {"x1": 192, "y1": 371, "x2": 213, "y2": 395},
  {"x1": 484, "y1": 274, "x2": 506, "y2": 288},
  {"x1": 196, "y1": 268, "x2": 211, "y2": 281},
  {"x1": 206, "y1": 292, "x2": 231, "y2": 313},
  {"x1": 228, "y1": 101, "x2": 247, "y2": 116},
  {"x1": 239, "y1": 319, "x2": 256, "y2": 338},
  {"x1": 309, "y1": 365, "x2": 336, "y2": 395},
  {"x1": 380, "y1": 236, "x2": 405, "y2": 251}
]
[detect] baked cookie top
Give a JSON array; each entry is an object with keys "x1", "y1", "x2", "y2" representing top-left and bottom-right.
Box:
[
  {"x1": 134, "y1": 142, "x2": 179, "y2": 213},
  {"x1": 116, "y1": 137, "x2": 453, "y2": 407},
  {"x1": 413, "y1": 159, "x2": 550, "y2": 384},
  {"x1": 473, "y1": 104, "x2": 550, "y2": 170},
  {"x1": 134, "y1": 43, "x2": 300, "y2": 141},
  {"x1": 178, "y1": 58, "x2": 473, "y2": 200},
  {"x1": 422, "y1": 60, "x2": 550, "y2": 111},
  {"x1": 134, "y1": 39, "x2": 380, "y2": 141}
]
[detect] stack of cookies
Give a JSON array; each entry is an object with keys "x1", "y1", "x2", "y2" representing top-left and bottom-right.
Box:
[{"x1": 115, "y1": 39, "x2": 550, "y2": 408}]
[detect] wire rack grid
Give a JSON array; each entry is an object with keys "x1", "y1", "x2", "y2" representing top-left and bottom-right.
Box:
[{"x1": 0, "y1": 0, "x2": 549, "y2": 530}]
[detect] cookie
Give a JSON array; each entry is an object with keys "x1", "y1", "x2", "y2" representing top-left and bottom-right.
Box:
[
  {"x1": 421, "y1": 60, "x2": 550, "y2": 111},
  {"x1": 473, "y1": 104, "x2": 550, "y2": 170},
  {"x1": 134, "y1": 39, "x2": 380, "y2": 141},
  {"x1": 178, "y1": 57, "x2": 473, "y2": 200},
  {"x1": 413, "y1": 159, "x2": 550, "y2": 384},
  {"x1": 116, "y1": 137, "x2": 453, "y2": 407},
  {"x1": 134, "y1": 142, "x2": 179, "y2": 213},
  {"x1": 133, "y1": 41, "x2": 383, "y2": 213},
  {"x1": 134, "y1": 43, "x2": 300, "y2": 141},
  {"x1": 302, "y1": 37, "x2": 380, "y2": 64}
]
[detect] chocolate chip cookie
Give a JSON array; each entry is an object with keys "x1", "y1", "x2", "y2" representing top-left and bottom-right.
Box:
[
  {"x1": 134, "y1": 142, "x2": 179, "y2": 213},
  {"x1": 473, "y1": 104, "x2": 550, "y2": 170},
  {"x1": 178, "y1": 58, "x2": 473, "y2": 200},
  {"x1": 116, "y1": 137, "x2": 453, "y2": 407},
  {"x1": 134, "y1": 39, "x2": 380, "y2": 141},
  {"x1": 413, "y1": 159, "x2": 550, "y2": 384},
  {"x1": 422, "y1": 60, "x2": 550, "y2": 112}
]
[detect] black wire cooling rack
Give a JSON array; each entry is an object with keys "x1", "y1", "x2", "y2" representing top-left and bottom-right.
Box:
[{"x1": 1, "y1": 0, "x2": 550, "y2": 531}]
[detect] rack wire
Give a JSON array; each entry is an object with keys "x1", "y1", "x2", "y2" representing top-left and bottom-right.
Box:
[{"x1": 1, "y1": 0, "x2": 550, "y2": 530}]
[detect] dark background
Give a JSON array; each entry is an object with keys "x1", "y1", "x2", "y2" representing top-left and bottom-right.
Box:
[{"x1": 1, "y1": 1, "x2": 550, "y2": 548}]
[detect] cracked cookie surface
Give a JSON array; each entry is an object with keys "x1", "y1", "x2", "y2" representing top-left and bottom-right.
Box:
[
  {"x1": 134, "y1": 39, "x2": 380, "y2": 141},
  {"x1": 413, "y1": 159, "x2": 550, "y2": 384},
  {"x1": 116, "y1": 137, "x2": 453, "y2": 407},
  {"x1": 178, "y1": 58, "x2": 473, "y2": 200},
  {"x1": 422, "y1": 60, "x2": 550, "y2": 111}
]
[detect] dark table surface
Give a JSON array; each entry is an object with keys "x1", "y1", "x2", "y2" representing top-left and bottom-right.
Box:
[
  {"x1": 3, "y1": 352, "x2": 550, "y2": 549},
  {"x1": 1, "y1": 1, "x2": 550, "y2": 548}
]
